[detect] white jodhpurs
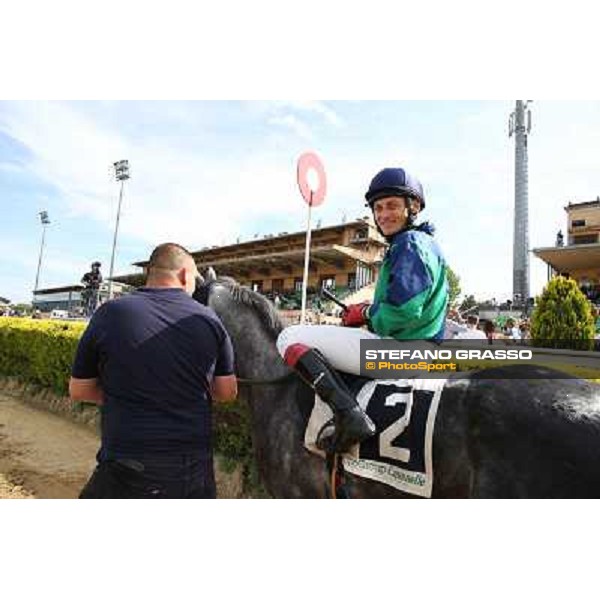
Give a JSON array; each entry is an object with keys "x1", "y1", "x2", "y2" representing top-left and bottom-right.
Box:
[
  {"x1": 276, "y1": 325, "x2": 437, "y2": 376},
  {"x1": 276, "y1": 325, "x2": 380, "y2": 375}
]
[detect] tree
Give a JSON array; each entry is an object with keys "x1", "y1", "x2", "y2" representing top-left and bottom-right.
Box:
[
  {"x1": 530, "y1": 276, "x2": 595, "y2": 350},
  {"x1": 446, "y1": 265, "x2": 461, "y2": 309},
  {"x1": 459, "y1": 294, "x2": 478, "y2": 314},
  {"x1": 10, "y1": 303, "x2": 32, "y2": 315}
]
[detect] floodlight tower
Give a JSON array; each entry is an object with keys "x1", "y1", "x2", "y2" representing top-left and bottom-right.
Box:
[
  {"x1": 108, "y1": 159, "x2": 130, "y2": 300},
  {"x1": 34, "y1": 210, "x2": 50, "y2": 293},
  {"x1": 508, "y1": 100, "x2": 532, "y2": 308}
]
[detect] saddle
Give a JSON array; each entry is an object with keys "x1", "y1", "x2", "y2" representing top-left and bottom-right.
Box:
[{"x1": 302, "y1": 372, "x2": 446, "y2": 498}]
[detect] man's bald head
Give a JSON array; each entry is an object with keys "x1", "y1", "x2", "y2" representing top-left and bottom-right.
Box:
[
  {"x1": 148, "y1": 243, "x2": 194, "y2": 271},
  {"x1": 146, "y1": 243, "x2": 199, "y2": 295}
]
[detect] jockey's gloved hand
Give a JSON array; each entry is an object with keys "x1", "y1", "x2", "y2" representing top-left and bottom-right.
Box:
[{"x1": 341, "y1": 302, "x2": 370, "y2": 327}]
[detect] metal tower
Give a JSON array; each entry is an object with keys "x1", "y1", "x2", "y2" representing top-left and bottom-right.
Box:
[{"x1": 508, "y1": 100, "x2": 532, "y2": 307}]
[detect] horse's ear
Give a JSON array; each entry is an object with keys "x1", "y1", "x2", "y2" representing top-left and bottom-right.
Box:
[
  {"x1": 193, "y1": 274, "x2": 210, "y2": 306},
  {"x1": 205, "y1": 267, "x2": 217, "y2": 282}
]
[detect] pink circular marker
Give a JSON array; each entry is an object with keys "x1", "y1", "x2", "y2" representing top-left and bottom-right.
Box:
[{"x1": 297, "y1": 152, "x2": 327, "y2": 207}]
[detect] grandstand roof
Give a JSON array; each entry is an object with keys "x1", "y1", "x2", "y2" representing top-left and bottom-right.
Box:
[{"x1": 533, "y1": 243, "x2": 600, "y2": 272}]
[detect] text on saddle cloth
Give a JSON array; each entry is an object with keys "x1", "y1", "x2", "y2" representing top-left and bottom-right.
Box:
[{"x1": 304, "y1": 376, "x2": 447, "y2": 498}]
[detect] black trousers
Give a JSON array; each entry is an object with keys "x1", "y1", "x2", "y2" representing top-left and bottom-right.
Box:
[{"x1": 79, "y1": 454, "x2": 216, "y2": 499}]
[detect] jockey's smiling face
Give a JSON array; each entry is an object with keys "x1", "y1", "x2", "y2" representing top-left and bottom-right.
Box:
[{"x1": 372, "y1": 196, "x2": 411, "y2": 236}]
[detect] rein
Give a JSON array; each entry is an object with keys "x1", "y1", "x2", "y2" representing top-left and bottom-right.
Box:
[{"x1": 236, "y1": 371, "x2": 296, "y2": 387}]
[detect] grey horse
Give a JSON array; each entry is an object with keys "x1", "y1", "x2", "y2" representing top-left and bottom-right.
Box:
[{"x1": 202, "y1": 276, "x2": 600, "y2": 498}]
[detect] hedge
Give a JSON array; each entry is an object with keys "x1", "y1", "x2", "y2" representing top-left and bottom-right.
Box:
[
  {"x1": 0, "y1": 316, "x2": 260, "y2": 488},
  {"x1": 0, "y1": 317, "x2": 85, "y2": 395}
]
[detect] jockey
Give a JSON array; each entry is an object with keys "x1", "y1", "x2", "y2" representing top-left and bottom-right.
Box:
[{"x1": 276, "y1": 166, "x2": 449, "y2": 454}]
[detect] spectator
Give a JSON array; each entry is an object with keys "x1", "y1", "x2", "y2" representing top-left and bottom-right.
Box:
[
  {"x1": 455, "y1": 315, "x2": 487, "y2": 340},
  {"x1": 483, "y1": 320, "x2": 495, "y2": 345},
  {"x1": 444, "y1": 310, "x2": 468, "y2": 339},
  {"x1": 509, "y1": 320, "x2": 521, "y2": 343},
  {"x1": 81, "y1": 261, "x2": 103, "y2": 317}
]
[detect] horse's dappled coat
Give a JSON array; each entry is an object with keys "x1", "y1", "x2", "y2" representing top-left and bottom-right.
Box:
[{"x1": 207, "y1": 278, "x2": 600, "y2": 498}]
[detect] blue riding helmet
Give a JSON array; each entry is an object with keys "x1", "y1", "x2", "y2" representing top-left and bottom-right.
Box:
[{"x1": 365, "y1": 167, "x2": 426, "y2": 210}]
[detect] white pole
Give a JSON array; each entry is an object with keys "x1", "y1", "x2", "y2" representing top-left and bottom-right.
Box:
[
  {"x1": 34, "y1": 223, "x2": 47, "y2": 293},
  {"x1": 300, "y1": 193, "x2": 313, "y2": 324},
  {"x1": 107, "y1": 179, "x2": 125, "y2": 300}
]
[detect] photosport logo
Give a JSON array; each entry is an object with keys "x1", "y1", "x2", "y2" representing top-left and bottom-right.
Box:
[{"x1": 359, "y1": 340, "x2": 600, "y2": 380}]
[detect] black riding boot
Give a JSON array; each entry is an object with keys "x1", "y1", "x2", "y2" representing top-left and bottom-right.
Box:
[{"x1": 291, "y1": 347, "x2": 376, "y2": 453}]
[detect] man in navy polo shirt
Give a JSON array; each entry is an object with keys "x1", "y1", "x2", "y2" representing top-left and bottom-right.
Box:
[{"x1": 70, "y1": 243, "x2": 237, "y2": 499}]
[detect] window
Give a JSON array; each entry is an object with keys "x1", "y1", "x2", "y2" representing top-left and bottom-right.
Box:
[
  {"x1": 573, "y1": 234, "x2": 598, "y2": 245},
  {"x1": 294, "y1": 278, "x2": 303, "y2": 293},
  {"x1": 355, "y1": 263, "x2": 373, "y2": 289},
  {"x1": 320, "y1": 275, "x2": 336, "y2": 290},
  {"x1": 251, "y1": 280, "x2": 263, "y2": 292},
  {"x1": 572, "y1": 219, "x2": 586, "y2": 227}
]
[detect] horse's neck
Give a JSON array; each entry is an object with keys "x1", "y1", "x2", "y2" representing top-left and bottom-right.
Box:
[
  {"x1": 211, "y1": 288, "x2": 289, "y2": 380},
  {"x1": 236, "y1": 329, "x2": 289, "y2": 380}
]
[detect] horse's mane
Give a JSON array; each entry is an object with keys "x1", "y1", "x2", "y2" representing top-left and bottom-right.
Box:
[{"x1": 214, "y1": 277, "x2": 285, "y2": 340}]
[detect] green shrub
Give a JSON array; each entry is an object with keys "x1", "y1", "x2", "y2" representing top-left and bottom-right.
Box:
[
  {"x1": 0, "y1": 317, "x2": 256, "y2": 478},
  {"x1": 530, "y1": 276, "x2": 595, "y2": 351},
  {"x1": 0, "y1": 318, "x2": 85, "y2": 395},
  {"x1": 213, "y1": 400, "x2": 260, "y2": 488}
]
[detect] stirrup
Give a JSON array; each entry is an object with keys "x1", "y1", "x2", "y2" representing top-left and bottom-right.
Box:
[
  {"x1": 315, "y1": 413, "x2": 374, "y2": 455},
  {"x1": 316, "y1": 419, "x2": 337, "y2": 453}
]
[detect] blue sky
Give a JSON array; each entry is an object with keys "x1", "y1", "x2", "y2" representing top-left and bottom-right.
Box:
[{"x1": 1, "y1": 100, "x2": 599, "y2": 303}]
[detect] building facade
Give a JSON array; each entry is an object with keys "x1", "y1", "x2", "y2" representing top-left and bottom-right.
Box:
[
  {"x1": 114, "y1": 218, "x2": 387, "y2": 306},
  {"x1": 32, "y1": 281, "x2": 131, "y2": 313},
  {"x1": 533, "y1": 199, "x2": 600, "y2": 304}
]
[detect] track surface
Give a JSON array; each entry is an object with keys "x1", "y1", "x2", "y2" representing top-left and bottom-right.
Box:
[
  {"x1": 0, "y1": 391, "x2": 245, "y2": 499},
  {"x1": 0, "y1": 393, "x2": 97, "y2": 499}
]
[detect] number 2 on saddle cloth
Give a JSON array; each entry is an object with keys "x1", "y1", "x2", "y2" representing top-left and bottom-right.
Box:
[{"x1": 356, "y1": 382, "x2": 435, "y2": 474}]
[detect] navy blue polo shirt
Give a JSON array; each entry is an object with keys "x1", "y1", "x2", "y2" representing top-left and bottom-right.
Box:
[{"x1": 71, "y1": 287, "x2": 235, "y2": 459}]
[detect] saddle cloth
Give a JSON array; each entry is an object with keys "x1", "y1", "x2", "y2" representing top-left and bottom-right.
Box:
[{"x1": 304, "y1": 376, "x2": 446, "y2": 498}]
